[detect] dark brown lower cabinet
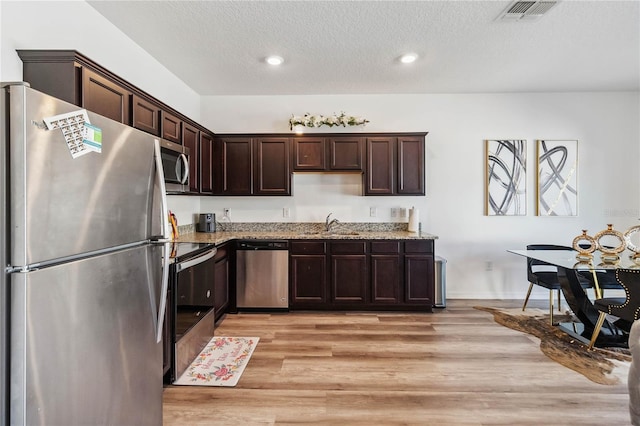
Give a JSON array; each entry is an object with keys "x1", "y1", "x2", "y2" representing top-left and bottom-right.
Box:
[
  {"x1": 290, "y1": 240, "x2": 434, "y2": 311},
  {"x1": 371, "y1": 255, "x2": 401, "y2": 304},
  {"x1": 331, "y1": 255, "x2": 367, "y2": 304},
  {"x1": 290, "y1": 255, "x2": 327, "y2": 306},
  {"x1": 213, "y1": 243, "x2": 230, "y2": 322},
  {"x1": 290, "y1": 241, "x2": 327, "y2": 308}
]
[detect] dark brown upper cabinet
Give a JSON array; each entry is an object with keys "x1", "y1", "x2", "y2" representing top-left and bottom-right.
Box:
[
  {"x1": 254, "y1": 137, "x2": 291, "y2": 195},
  {"x1": 329, "y1": 137, "x2": 363, "y2": 171},
  {"x1": 162, "y1": 112, "x2": 182, "y2": 144},
  {"x1": 182, "y1": 123, "x2": 199, "y2": 193},
  {"x1": 397, "y1": 136, "x2": 425, "y2": 195},
  {"x1": 292, "y1": 137, "x2": 325, "y2": 170},
  {"x1": 220, "y1": 137, "x2": 253, "y2": 195},
  {"x1": 364, "y1": 134, "x2": 426, "y2": 196},
  {"x1": 132, "y1": 94, "x2": 161, "y2": 136},
  {"x1": 215, "y1": 136, "x2": 290, "y2": 196},
  {"x1": 82, "y1": 68, "x2": 132, "y2": 125},
  {"x1": 292, "y1": 136, "x2": 363, "y2": 172},
  {"x1": 17, "y1": 51, "x2": 216, "y2": 178},
  {"x1": 199, "y1": 132, "x2": 214, "y2": 194}
]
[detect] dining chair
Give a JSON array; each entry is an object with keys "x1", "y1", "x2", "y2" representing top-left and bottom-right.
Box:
[
  {"x1": 523, "y1": 244, "x2": 592, "y2": 325},
  {"x1": 588, "y1": 268, "x2": 640, "y2": 350}
]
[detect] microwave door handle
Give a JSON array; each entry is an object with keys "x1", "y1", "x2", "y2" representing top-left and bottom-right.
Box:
[
  {"x1": 175, "y1": 248, "x2": 217, "y2": 272},
  {"x1": 154, "y1": 139, "x2": 170, "y2": 241},
  {"x1": 177, "y1": 153, "x2": 189, "y2": 184}
]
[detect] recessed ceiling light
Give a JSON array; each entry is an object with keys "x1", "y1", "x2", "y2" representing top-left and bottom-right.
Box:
[
  {"x1": 399, "y1": 53, "x2": 418, "y2": 64},
  {"x1": 265, "y1": 55, "x2": 284, "y2": 66}
]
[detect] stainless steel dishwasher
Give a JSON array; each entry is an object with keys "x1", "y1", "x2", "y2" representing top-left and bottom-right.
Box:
[{"x1": 236, "y1": 240, "x2": 289, "y2": 309}]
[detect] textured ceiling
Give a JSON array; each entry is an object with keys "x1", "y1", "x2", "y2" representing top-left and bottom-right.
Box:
[{"x1": 87, "y1": 0, "x2": 640, "y2": 96}]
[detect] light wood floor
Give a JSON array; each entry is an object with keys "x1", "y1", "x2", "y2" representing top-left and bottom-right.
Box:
[{"x1": 162, "y1": 300, "x2": 632, "y2": 425}]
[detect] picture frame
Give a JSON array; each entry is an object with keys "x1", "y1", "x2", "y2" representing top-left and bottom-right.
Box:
[
  {"x1": 536, "y1": 139, "x2": 578, "y2": 216},
  {"x1": 485, "y1": 139, "x2": 527, "y2": 216}
]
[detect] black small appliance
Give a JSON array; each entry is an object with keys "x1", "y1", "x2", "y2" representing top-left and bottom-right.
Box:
[{"x1": 197, "y1": 213, "x2": 216, "y2": 233}]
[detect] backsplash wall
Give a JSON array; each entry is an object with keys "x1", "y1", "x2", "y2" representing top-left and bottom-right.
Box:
[{"x1": 168, "y1": 173, "x2": 429, "y2": 227}]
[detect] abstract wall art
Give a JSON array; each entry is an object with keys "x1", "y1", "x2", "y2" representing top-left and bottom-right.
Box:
[
  {"x1": 536, "y1": 139, "x2": 578, "y2": 216},
  {"x1": 485, "y1": 139, "x2": 527, "y2": 216}
]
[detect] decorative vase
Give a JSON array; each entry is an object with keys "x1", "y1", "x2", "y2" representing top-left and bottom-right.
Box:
[
  {"x1": 572, "y1": 229, "x2": 596, "y2": 261},
  {"x1": 594, "y1": 224, "x2": 626, "y2": 262},
  {"x1": 624, "y1": 223, "x2": 640, "y2": 260}
]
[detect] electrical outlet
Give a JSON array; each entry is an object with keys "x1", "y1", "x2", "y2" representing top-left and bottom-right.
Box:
[
  {"x1": 370, "y1": 207, "x2": 377, "y2": 217},
  {"x1": 391, "y1": 207, "x2": 398, "y2": 218},
  {"x1": 485, "y1": 261, "x2": 493, "y2": 271},
  {"x1": 283, "y1": 207, "x2": 290, "y2": 218},
  {"x1": 400, "y1": 208, "x2": 407, "y2": 218},
  {"x1": 223, "y1": 208, "x2": 230, "y2": 217}
]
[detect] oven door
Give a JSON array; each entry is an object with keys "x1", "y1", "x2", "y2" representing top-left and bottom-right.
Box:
[
  {"x1": 160, "y1": 139, "x2": 189, "y2": 193},
  {"x1": 172, "y1": 247, "x2": 216, "y2": 380}
]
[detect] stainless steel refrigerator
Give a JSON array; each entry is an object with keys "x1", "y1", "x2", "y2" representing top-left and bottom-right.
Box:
[{"x1": 0, "y1": 82, "x2": 170, "y2": 425}]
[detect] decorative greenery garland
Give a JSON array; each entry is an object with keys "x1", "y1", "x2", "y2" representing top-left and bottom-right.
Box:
[{"x1": 289, "y1": 112, "x2": 369, "y2": 130}]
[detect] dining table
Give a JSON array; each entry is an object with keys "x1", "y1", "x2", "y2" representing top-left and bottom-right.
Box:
[{"x1": 508, "y1": 249, "x2": 635, "y2": 348}]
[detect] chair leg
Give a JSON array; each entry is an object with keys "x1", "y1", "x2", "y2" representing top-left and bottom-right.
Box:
[
  {"x1": 549, "y1": 290, "x2": 555, "y2": 326},
  {"x1": 588, "y1": 312, "x2": 607, "y2": 350},
  {"x1": 523, "y1": 283, "x2": 534, "y2": 311}
]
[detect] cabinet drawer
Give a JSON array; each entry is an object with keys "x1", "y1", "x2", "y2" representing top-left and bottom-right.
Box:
[
  {"x1": 404, "y1": 240, "x2": 434, "y2": 254},
  {"x1": 370, "y1": 241, "x2": 400, "y2": 254},
  {"x1": 330, "y1": 241, "x2": 366, "y2": 254},
  {"x1": 291, "y1": 241, "x2": 326, "y2": 255}
]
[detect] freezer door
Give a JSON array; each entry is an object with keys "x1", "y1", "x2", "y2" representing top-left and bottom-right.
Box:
[
  {"x1": 7, "y1": 84, "x2": 163, "y2": 266},
  {"x1": 10, "y1": 244, "x2": 163, "y2": 426}
]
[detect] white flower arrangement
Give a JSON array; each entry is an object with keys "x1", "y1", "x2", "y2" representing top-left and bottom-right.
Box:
[{"x1": 289, "y1": 112, "x2": 369, "y2": 130}]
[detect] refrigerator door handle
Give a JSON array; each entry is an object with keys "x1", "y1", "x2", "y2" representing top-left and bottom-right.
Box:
[
  {"x1": 156, "y1": 242, "x2": 171, "y2": 343},
  {"x1": 178, "y1": 153, "x2": 189, "y2": 184},
  {"x1": 154, "y1": 139, "x2": 170, "y2": 241}
]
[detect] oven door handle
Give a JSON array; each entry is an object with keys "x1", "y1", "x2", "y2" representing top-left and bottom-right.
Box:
[{"x1": 175, "y1": 248, "x2": 217, "y2": 272}]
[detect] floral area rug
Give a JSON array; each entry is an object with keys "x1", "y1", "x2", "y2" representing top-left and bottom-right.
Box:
[
  {"x1": 173, "y1": 336, "x2": 259, "y2": 387},
  {"x1": 475, "y1": 306, "x2": 631, "y2": 385}
]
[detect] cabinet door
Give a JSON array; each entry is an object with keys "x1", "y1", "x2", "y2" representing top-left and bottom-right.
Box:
[
  {"x1": 329, "y1": 137, "x2": 363, "y2": 171},
  {"x1": 182, "y1": 123, "x2": 200, "y2": 193},
  {"x1": 162, "y1": 112, "x2": 182, "y2": 144},
  {"x1": 405, "y1": 254, "x2": 434, "y2": 306},
  {"x1": 254, "y1": 137, "x2": 291, "y2": 195},
  {"x1": 132, "y1": 94, "x2": 160, "y2": 136},
  {"x1": 221, "y1": 137, "x2": 253, "y2": 195},
  {"x1": 365, "y1": 137, "x2": 395, "y2": 195},
  {"x1": 200, "y1": 132, "x2": 214, "y2": 194},
  {"x1": 290, "y1": 255, "x2": 327, "y2": 306},
  {"x1": 292, "y1": 137, "x2": 325, "y2": 170},
  {"x1": 397, "y1": 136, "x2": 425, "y2": 195},
  {"x1": 331, "y1": 255, "x2": 367, "y2": 303},
  {"x1": 82, "y1": 68, "x2": 131, "y2": 125},
  {"x1": 214, "y1": 253, "x2": 229, "y2": 322},
  {"x1": 371, "y1": 254, "x2": 401, "y2": 304}
]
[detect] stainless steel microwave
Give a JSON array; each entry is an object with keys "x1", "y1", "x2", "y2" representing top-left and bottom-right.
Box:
[{"x1": 159, "y1": 139, "x2": 189, "y2": 193}]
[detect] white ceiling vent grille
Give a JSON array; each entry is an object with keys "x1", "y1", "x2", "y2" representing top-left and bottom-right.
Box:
[{"x1": 498, "y1": 1, "x2": 560, "y2": 21}]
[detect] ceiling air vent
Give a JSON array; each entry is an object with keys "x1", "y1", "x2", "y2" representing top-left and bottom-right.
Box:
[{"x1": 497, "y1": 0, "x2": 560, "y2": 21}]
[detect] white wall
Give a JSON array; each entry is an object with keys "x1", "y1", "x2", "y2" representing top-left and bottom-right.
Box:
[
  {"x1": 0, "y1": 0, "x2": 201, "y2": 120},
  {"x1": 198, "y1": 92, "x2": 640, "y2": 300},
  {"x1": 2, "y1": 1, "x2": 638, "y2": 301}
]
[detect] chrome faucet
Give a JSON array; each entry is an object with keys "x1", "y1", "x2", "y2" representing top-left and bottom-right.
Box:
[{"x1": 325, "y1": 213, "x2": 340, "y2": 232}]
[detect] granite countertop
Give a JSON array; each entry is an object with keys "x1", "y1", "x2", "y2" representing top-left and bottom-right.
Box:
[{"x1": 176, "y1": 228, "x2": 438, "y2": 245}]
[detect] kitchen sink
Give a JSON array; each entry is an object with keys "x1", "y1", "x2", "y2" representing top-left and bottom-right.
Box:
[{"x1": 299, "y1": 231, "x2": 360, "y2": 236}]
